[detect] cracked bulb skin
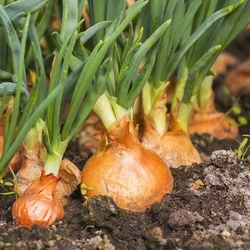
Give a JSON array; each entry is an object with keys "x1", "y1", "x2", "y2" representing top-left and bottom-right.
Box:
[{"x1": 81, "y1": 115, "x2": 173, "y2": 212}]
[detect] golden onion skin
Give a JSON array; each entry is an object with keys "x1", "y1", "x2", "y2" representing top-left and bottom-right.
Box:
[
  {"x1": 142, "y1": 123, "x2": 202, "y2": 168},
  {"x1": 81, "y1": 115, "x2": 173, "y2": 212},
  {"x1": 12, "y1": 171, "x2": 64, "y2": 229}
]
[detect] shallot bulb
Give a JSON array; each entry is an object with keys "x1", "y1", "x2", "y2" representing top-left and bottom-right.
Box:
[
  {"x1": 12, "y1": 171, "x2": 64, "y2": 228},
  {"x1": 81, "y1": 115, "x2": 173, "y2": 212}
]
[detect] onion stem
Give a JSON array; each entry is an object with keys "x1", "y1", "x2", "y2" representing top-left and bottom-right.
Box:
[
  {"x1": 43, "y1": 151, "x2": 63, "y2": 176},
  {"x1": 93, "y1": 92, "x2": 130, "y2": 131},
  {"x1": 23, "y1": 119, "x2": 45, "y2": 148},
  {"x1": 142, "y1": 81, "x2": 169, "y2": 136},
  {"x1": 171, "y1": 67, "x2": 189, "y2": 113},
  {"x1": 196, "y1": 75, "x2": 214, "y2": 110}
]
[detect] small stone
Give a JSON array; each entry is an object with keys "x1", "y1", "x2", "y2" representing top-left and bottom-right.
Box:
[
  {"x1": 168, "y1": 209, "x2": 195, "y2": 230},
  {"x1": 210, "y1": 150, "x2": 238, "y2": 167},
  {"x1": 193, "y1": 211, "x2": 205, "y2": 222},
  {"x1": 47, "y1": 240, "x2": 56, "y2": 247},
  {"x1": 221, "y1": 230, "x2": 230, "y2": 237},
  {"x1": 229, "y1": 211, "x2": 242, "y2": 221},
  {"x1": 146, "y1": 227, "x2": 166, "y2": 246},
  {"x1": 204, "y1": 174, "x2": 221, "y2": 186},
  {"x1": 227, "y1": 220, "x2": 240, "y2": 231},
  {"x1": 235, "y1": 240, "x2": 244, "y2": 248}
]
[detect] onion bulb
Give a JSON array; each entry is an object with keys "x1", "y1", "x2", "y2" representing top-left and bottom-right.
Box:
[
  {"x1": 141, "y1": 121, "x2": 202, "y2": 168},
  {"x1": 141, "y1": 81, "x2": 201, "y2": 168},
  {"x1": 81, "y1": 115, "x2": 173, "y2": 212},
  {"x1": 12, "y1": 170, "x2": 64, "y2": 228}
]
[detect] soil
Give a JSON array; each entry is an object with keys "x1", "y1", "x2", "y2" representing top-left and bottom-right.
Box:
[{"x1": 1, "y1": 31, "x2": 250, "y2": 250}]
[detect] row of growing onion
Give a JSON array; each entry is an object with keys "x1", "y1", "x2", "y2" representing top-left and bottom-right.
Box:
[
  {"x1": 0, "y1": 0, "x2": 172, "y2": 228},
  {"x1": 136, "y1": 0, "x2": 250, "y2": 168},
  {"x1": 0, "y1": 0, "x2": 249, "y2": 229},
  {"x1": 80, "y1": 0, "x2": 250, "y2": 211}
]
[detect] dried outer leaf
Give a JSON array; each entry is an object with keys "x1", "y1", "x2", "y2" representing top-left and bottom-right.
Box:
[
  {"x1": 82, "y1": 7, "x2": 91, "y2": 29},
  {"x1": 15, "y1": 143, "x2": 46, "y2": 196},
  {"x1": 4, "y1": 144, "x2": 23, "y2": 175},
  {"x1": 188, "y1": 93, "x2": 238, "y2": 139},
  {"x1": 80, "y1": 101, "x2": 145, "y2": 155},
  {"x1": 141, "y1": 119, "x2": 201, "y2": 168},
  {"x1": 190, "y1": 179, "x2": 204, "y2": 190},
  {"x1": 16, "y1": 147, "x2": 82, "y2": 205},
  {"x1": 14, "y1": 119, "x2": 46, "y2": 194},
  {"x1": 77, "y1": 112, "x2": 104, "y2": 156},
  {"x1": 56, "y1": 159, "x2": 82, "y2": 206}
]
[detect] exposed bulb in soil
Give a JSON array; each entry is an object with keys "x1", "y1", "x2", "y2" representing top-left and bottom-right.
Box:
[
  {"x1": 12, "y1": 171, "x2": 64, "y2": 228},
  {"x1": 81, "y1": 115, "x2": 173, "y2": 212}
]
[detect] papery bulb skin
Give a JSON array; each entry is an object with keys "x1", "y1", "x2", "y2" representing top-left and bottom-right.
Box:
[
  {"x1": 12, "y1": 171, "x2": 64, "y2": 229},
  {"x1": 141, "y1": 85, "x2": 201, "y2": 168},
  {"x1": 15, "y1": 143, "x2": 44, "y2": 196},
  {"x1": 81, "y1": 115, "x2": 173, "y2": 212},
  {"x1": 142, "y1": 123, "x2": 202, "y2": 168}
]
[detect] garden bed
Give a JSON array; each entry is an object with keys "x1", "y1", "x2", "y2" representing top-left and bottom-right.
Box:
[{"x1": 0, "y1": 29, "x2": 250, "y2": 250}]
